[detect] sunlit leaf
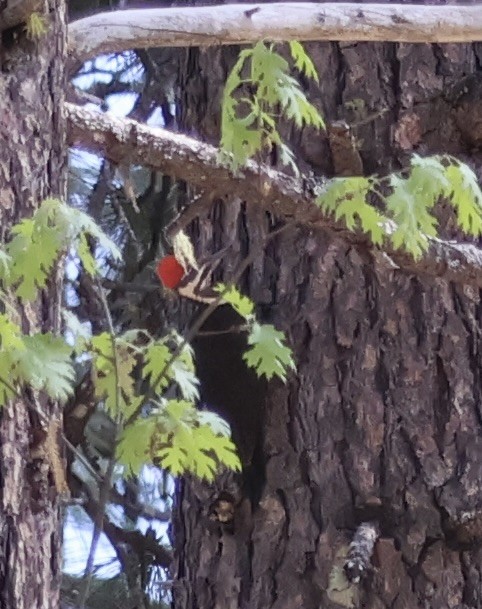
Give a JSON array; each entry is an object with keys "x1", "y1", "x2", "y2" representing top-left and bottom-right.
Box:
[
  {"x1": 220, "y1": 40, "x2": 324, "y2": 172},
  {"x1": 445, "y1": 158, "x2": 482, "y2": 235},
  {"x1": 243, "y1": 323, "x2": 295, "y2": 381},
  {"x1": 214, "y1": 284, "x2": 254, "y2": 319},
  {"x1": 17, "y1": 334, "x2": 75, "y2": 402},
  {"x1": 289, "y1": 40, "x2": 319, "y2": 81}
]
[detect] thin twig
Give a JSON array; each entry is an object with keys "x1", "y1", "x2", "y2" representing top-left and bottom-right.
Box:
[
  {"x1": 77, "y1": 279, "x2": 123, "y2": 609},
  {"x1": 196, "y1": 324, "x2": 249, "y2": 337},
  {"x1": 101, "y1": 278, "x2": 160, "y2": 292}
]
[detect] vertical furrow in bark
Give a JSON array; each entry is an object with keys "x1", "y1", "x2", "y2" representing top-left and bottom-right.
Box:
[{"x1": 174, "y1": 207, "x2": 482, "y2": 608}]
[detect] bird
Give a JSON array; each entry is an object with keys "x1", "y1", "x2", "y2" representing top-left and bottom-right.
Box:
[{"x1": 156, "y1": 249, "x2": 227, "y2": 304}]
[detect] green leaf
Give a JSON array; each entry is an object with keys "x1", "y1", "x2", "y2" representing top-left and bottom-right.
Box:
[
  {"x1": 7, "y1": 215, "x2": 62, "y2": 300},
  {"x1": 0, "y1": 314, "x2": 24, "y2": 406},
  {"x1": 197, "y1": 411, "x2": 232, "y2": 437},
  {"x1": 117, "y1": 401, "x2": 241, "y2": 481},
  {"x1": 409, "y1": 154, "x2": 450, "y2": 200},
  {"x1": 444, "y1": 159, "x2": 482, "y2": 235},
  {"x1": 77, "y1": 232, "x2": 97, "y2": 276},
  {"x1": 277, "y1": 142, "x2": 300, "y2": 177},
  {"x1": 0, "y1": 313, "x2": 24, "y2": 351},
  {"x1": 170, "y1": 358, "x2": 199, "y2": 402},
  {"x1": 317, "y1": 155, "x2": 482, "y2": 258},
  {"x1": 205, "y1": 430, "x2": 242, "y2": 473},
  {"x1": 214, "y1": 283, "x2": 254, "y2": 319},
  {"x1": 220, "y1": 100, "x2": 263, "y2": 170},
  {"x1": 156, "y1": 400, "x2": 241, "y2": 480},
  {"x1": 91, "y1": 332, "x2": 136, "y2": 417},
  {"x1": 278, "y1": 81, "x2": 325, "y2": 129},
  {"x1": 17, "y1": 334, "x2": 75, "y2": 402},
  {"x1": 289, "y1": 41, "x2": 319, "y2": 81},
  {"x1": 143, "y1": 342, "x2": 172, "y2": 393},
  {"x1": 3, "y1": 198, "x2": 122, "y2": 301},
  {"x1": 143, "y1": 339, "x2": 200, "y2": 401},
  {"x1": 243, "y1": 323, "x2": 295, "y2": 381},
  {"x1": 317, "y1": 177, "x2": 385, "y2": 244},
  {"x1": 220, "y1": 41, "x2": 324, "y2": 172},
  {"x1": 117, "y1": 417, "x2": 155, "y2": 476},
  {"x1": 223, "y1": 47, "x2": 253, "y2": 98},
  {"x1": 386, "y1": 174, "x2": 438, "y2": 258}
]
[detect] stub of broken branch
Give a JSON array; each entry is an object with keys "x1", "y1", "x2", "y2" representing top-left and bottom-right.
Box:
[
  {"x1": 66, "y1": 101, "x2": 482, "y2": 290},
  {"x1": 68, "y1": 3, "x2": 482, "y2": 64}
]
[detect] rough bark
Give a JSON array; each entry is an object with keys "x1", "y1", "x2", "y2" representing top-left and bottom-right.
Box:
[
  {"x1": 0, "y1": 1, "x2": 67, "y2": 608},
  {"x1": 171, "y1": 12, "x2": 482, "y2": 609}
]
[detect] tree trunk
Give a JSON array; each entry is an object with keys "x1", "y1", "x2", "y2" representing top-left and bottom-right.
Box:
[
  {"x1": 0, "y1": 3, "x2": 67, "y2": 608},
  {"x1": 172, "y1": 17, "x2": 482, "y2": 609}
]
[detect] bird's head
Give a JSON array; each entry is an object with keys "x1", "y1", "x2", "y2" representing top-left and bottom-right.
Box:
[{"x1": 156, "y1": 255, "x2": 186, "y2": 290}]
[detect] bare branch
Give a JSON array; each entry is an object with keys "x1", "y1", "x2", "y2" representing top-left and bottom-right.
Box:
[
  {"x1": 66, "y1": 102, "x2": 319, "y2": 220},
  {"x1": 68, "y1": 3, "x2": 482, "y2": 64},
  {"x1": 66, "y1": 102, "x2": 482, "y2": 289},
  {"x1": 0, "y1": 0, "x2": 40, "y2": 31},
  {"x1": 83, "y1": 496, "x2": 172, "y2": 569}
]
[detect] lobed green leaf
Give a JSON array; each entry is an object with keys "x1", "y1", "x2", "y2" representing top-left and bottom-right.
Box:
[
  {"x1": 289, "y1": 41, "x2": 319, "y2": 82},
  {"x1": 117, "y1": 400, "x2": 241, "y2": 480},
  {"x1": 214, "y1": 283, "x2": 254, "y2": 319},
  {"x1": 243, "y1": 323, "x2": 295, "y2": 381},
  {"x1": 17, "y1": 334, "x2": 75, "y2": 402}
]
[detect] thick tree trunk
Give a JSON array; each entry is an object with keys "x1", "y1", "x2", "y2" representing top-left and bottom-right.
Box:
[
  {"x1": 172, "y1": 17, "x2": 482, "y2": 609},
  {"x1": 0, "y1": 3, "x2": 67, "y2": 608}
]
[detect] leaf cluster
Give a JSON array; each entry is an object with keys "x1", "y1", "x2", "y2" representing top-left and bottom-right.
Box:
[
  {"x1": 114, "y1": 285, "x2": 296, "y2": 479},
  {"x1": 0, "y1": 314, "x2": 75, "y2": 405},
  {"x1": 87, "y1": 328, "x2": 241, "y2": 481},
  {"x1": 0, "y1": 199, "x2": 296, "y2": 483},
  {"x1": 318, "y1": 155, "x2": 482, "y2": 258},
  {"x1": 220, "y1": 41, "x2": 325, "y2": 173},
  {"x1": 0, "y1": 199, "x2": 121, "y2": 409},
  {"x1": 0, "y1": 197, "x2": 121, "y2": 301}
]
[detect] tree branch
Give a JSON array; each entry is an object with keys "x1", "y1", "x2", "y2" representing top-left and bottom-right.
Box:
[
  {"x1": 66, "y1": 102, "x2": 482, "y2": 289},
  {"x1": 0, "y1": 0, "x2": 40, "y2": 31},
  {"x1": 83, "y1": 496, "x2": 172, "y2": 569},
  {"x1": 68, "y1": 2, "x2": 482, "y2": 64}
]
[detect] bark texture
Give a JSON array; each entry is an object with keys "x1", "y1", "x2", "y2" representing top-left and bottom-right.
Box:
[
  {"x1": 171, "y1": 10, "x2": 482, "y2": 609},
  {"x1": 0, "y1": 2, "x2": 67, "y2": 608}
]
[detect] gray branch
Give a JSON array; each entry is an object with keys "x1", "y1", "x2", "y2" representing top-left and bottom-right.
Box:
[
  {"x1": 66, "y1": 102, "x2": 482, "y2": 290},
  {"x1": 68, "y1": 3, "x2": 482, "y2": 64}
]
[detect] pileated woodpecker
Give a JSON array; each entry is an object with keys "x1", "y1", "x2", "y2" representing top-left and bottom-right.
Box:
[{"x1": 156, "y1": 253, "x2": 220, "y2": 304}]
